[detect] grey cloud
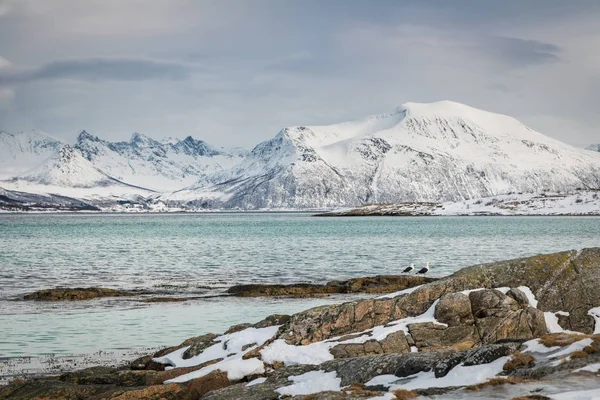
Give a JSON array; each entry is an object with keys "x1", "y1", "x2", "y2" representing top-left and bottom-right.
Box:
[
  {"x1": 0, "y1": 58, "x2": 192, "y2": 85},
  {"x1": 475, "y1": 37, "x2": 561, "y2": 67}
]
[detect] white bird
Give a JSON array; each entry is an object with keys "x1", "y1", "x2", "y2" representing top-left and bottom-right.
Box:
[
  {"x1": 402, "y1": 263, "x2": 415, "y2": 273},
  {"x1": 417, "y1": 262, "x2": 430, "y2": 274}
]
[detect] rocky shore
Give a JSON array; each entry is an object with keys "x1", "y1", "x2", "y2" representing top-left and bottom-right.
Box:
[
  {"x1": 317, "y1": 191, "x2": 600, "y2": 217},
  {"x1": 4, "y1": 248, "x2": 600, "y2": 399},
  {"x1": 22, "y1": 275, "x2": 436, "y2": 302}
]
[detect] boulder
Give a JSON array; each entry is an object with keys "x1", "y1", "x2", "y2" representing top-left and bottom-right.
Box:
[
  {"x1": 435, "y1": 293, "x2": 474, "y2": 326},
  {"x1": 469, "y1": 289, "x2": 519, "y2": 318},
  {"x1": 408, "y1": 322, "x2": 479, "y2": 350}
]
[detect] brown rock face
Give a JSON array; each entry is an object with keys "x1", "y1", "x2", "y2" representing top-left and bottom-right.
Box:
[
  {"x1": 435, "y1": 293, "x2": 474, "y2": 326},
  {"x1": 23, "y1": 287, "x2": 137, "y2": 301},
  {"x1": 184, "y1": 370, "x2": 235, "y2": 398},
  {"x1": 408, "y1": 323, "x2": 480, "y2": 351},
  {"x1": 330, "y1": 331, "x2": 410, "y2": 358}
]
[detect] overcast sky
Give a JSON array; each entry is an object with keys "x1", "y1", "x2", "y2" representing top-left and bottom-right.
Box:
[{"x1": 0, "y1": 0, "x2": 599, "y2": 148}]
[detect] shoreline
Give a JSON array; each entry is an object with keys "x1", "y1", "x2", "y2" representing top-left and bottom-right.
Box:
[{"x1": 4, "y1": 248, "x2": 600, "y2": 399}]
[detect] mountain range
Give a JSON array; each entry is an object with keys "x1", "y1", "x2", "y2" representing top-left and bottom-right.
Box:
[{"x1": 1, "y1": 101, "x2": 600, "y2": 211}]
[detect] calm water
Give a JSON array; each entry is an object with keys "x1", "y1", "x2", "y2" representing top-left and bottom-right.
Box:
[{"x1": 1, "y1": 213, "x2": 599, "y2": 358}]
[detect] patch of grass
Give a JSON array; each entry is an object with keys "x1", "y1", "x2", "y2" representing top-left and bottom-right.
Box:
[
  {"x1": 466, "y1": 376, "x2": 529, "y2": 391},
  {"x1": 510, "y1": 396, "x2": 551, "y2": 400},
  {"x1": 538, "y1": 333, "x2": 591, "y2": 347},
  {"x1": 392, "y1": 389, "x2": 418, "y2": 399},
  {"x1": 503, "y1": 353, "x2": 536, "y2": 372},
  {"x1": 342, "y1": 383, "x2": 381, "y2": 398}
]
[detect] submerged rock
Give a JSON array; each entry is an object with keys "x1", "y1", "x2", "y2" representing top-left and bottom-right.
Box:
[
  {"x1": 23, "y1": 287, "x2": 139, "y2": 301},
  {"x1": 227, "y1": 275, "x2": 437, "y2": 297}
]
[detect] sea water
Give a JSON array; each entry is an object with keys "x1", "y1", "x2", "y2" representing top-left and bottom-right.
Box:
[{"x1": 1, "y1": 213, "x2": 599, "y2": 358}]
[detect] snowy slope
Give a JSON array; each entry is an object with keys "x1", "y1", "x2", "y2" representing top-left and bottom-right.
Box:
[
  {"x1": 166, "y1": 101, "x2": 600, "y2": 209},
  {"x1": 17, "y1": 145, "x2": 119, "y2": 188},
  {"x1": 0, "y1": 130, "x2": 62, "y2": 180},
  {"x1": 2, "y1": 145, "x2": 155, "y2": 209},
  {"x1": 75, "y1": 131, "x2": 247, "y2": 191}
]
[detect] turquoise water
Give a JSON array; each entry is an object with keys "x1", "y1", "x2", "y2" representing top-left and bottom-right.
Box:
[{"x1": 1, "y1": 213, "x2": 599, "y2": 358}]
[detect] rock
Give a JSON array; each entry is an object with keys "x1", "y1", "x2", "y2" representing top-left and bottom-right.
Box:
[
  {"x1": 469, "y1": 289, "x2": 519, "y2": 318},
  {"x1": 98, "y1": 383, "x2": 184, "y2": 399},
  {"x1": 0, "y1": 379, "x2": 110, "y2": 399},
  {"x1": 507, "y1": 288, "x2": 530, "y2": 308},
  {"x1": 431, "y1": 342, "x2": 520, "y2": 378},
  {"x1": 380, "y1": 331, "x2": 411, "y2": 354},
  {"x1": 408, "y1": 322, "x2": 480, "y2": 350},
  {"x1": 394, "y1": 351, "x2": 454, "y2": 378},
  {"x1": 462, "y1": 342, "x2": 520, "y2": 366},
  {"x1": 476, "y1": 307, "x2": 547, "y2": 344},
  {"x1": 182, "y1": 333, "x2": 218, "y2": 359},
  {"x1": 227, "y1": 275, "x2": 436, "y2": 297},
  {"x1": 23, "y1": 287, "x2": 138, "y2": 301},
  {"x1": 435, "y1": 293, "x2": 474, "y2": 326},
  {"x1": 330, "y1": 331, "x2": 410, "y2": 359},
  {"x1": 184, "y1": 370, "x2": 235, "y2": 398}
]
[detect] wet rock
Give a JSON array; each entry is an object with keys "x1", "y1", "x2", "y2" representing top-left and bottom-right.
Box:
[
  {"x1": 23, "y1": 287, "x2": 138, "y2": 301},
  {"x1": 227, "y1": 275, "x2": 436, "y2": 297},
  {"x1": 435, "y1": 293, "x2": 474, "y2": 326}
]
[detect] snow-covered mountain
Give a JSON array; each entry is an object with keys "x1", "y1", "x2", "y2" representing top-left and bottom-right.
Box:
[
  {"x1": 17, "y1": 145, "x2": 124, "y2": 188},
  {"x1": 0, "y1": 130, "x2": 62, "y2": 180},
  {"x1": 587, "y1": 144, "x2": 600, "y2": 152},
  {"x1": 164, "y1": 101, "x2": 600, "y2": 209},
  {"x1": 75, "y1": 131, "x2": 247, "y2": 191}
]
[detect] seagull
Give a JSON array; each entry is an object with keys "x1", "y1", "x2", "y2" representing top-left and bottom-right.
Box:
[
  {"x1": 417, "y1": 262, "x2": 430, "y2": 274},
  {"x1": 402, "y1": 263, "x2": 415, "y2": 273}
]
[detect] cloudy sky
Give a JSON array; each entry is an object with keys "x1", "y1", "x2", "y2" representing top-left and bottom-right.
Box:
[{"x1": 0, "y1": 0, "x2": 599, "y2": 148}]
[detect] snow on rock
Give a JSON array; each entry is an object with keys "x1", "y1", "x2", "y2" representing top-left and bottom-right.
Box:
[
  {"x1": 377, "y1": 284, "x2": 423, "y2": 299},
  {"x1": 246, "y1": 377, "x2": 267, "y2": 387},
  {"x1": 575, "y1": 363, "x2": 600, "y2": 373},
  {"x1": 544, "y1": 311, "x2": 575, "y2": 334},
  {"x1": 168, "y1": 101, "x2": 600, "y2": 209},
  {"x1": 586, "y1": 144, "x2": 600, "y2": 152},
  {"x1": 517, "y1": 286, "x2": 539, "y2": 308},
  {"x1": 587, "y1": 307, "x2": 600, "y2": 334},
  {"x1": 154, "y1": 325, "x2": 279, "y2": 383},
  {"x1": 365, "y1": 356, "x2": 510, "y2": 390},
  {"x1": 260, "y1": 300, "x2": 446, "y2": 366},
  {"x1": 276, "y1": 371, "x2": 342, "y2": 396},
  {"x1": 550, "y1": 388, "x2": 600, "y2": 399}
]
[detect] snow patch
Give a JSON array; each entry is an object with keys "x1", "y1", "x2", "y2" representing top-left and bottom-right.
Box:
[{"x1": 275, "y1": 371, "x2": 341, "y2": 396}]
